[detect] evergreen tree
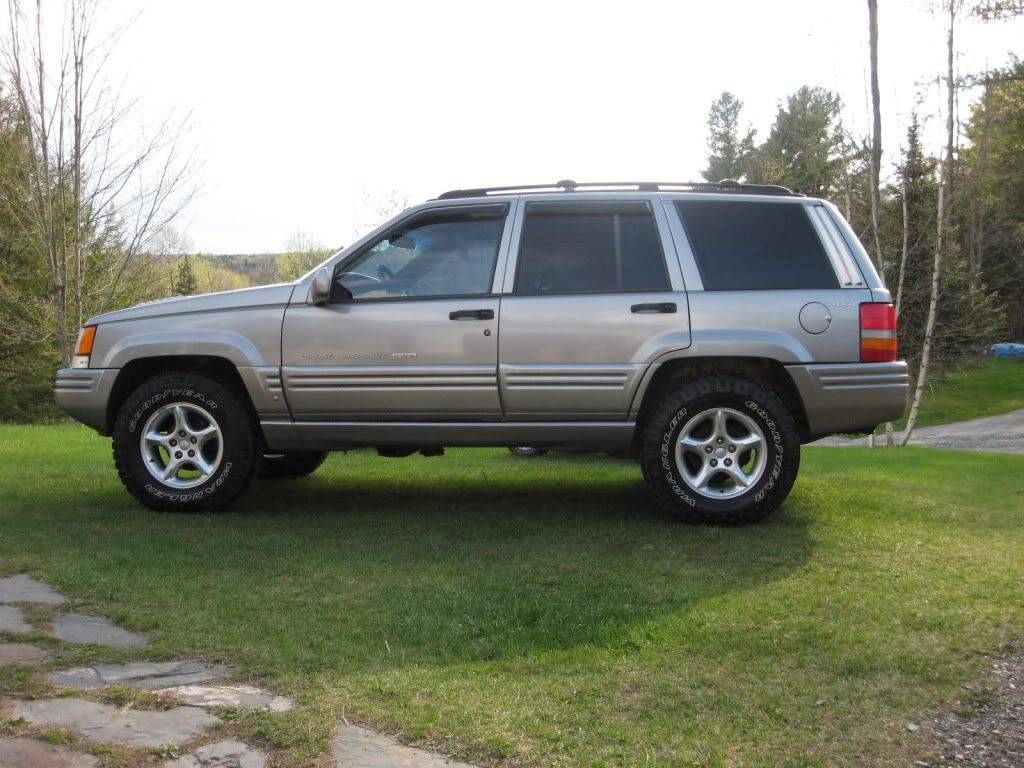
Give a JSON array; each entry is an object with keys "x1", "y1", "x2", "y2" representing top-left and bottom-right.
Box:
[
  {"x1": 960, "y1": 57, "x2": 1024, "y2": 337},
  {"x1": 172, "y1": 255, "x2": 198, "y2": 296},
  {"x1": 701, "y1": 92, "x2": 754, "y2": 182},
  {"x1": 746, "y1": 86, "x2": 844, "y2": 196}
]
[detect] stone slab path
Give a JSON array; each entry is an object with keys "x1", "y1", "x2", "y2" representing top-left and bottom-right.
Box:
[
  {"x1": 163, "y1": 740, "x2": 267, "y2": 768},
  {"x1": 0, "y1": 604, "x2": 32, "y2": 633},
  {"x1": 0, "y1": 737, "x2": 98, "y2": 768},
  {"x1": 0, "y1": 642, "x2": 50, "y2": 665},
  {"x1": 52, "y1": 613, "x2": 148, "y2": 646},
  {"x1": 0, "y1": 574, "x2": 67, "y2": 604},
  {"x1": 48, "y1": 661, "x2": 228, "y2": 690},
  {"x1": 155, "y1": 683, "x2": 295, "y2": 712},
  {"x1": 15, "y1": 698, "x2": 219, "y2": 748},
  {"x1": 46, "y1": 660, "x2": 295, "y2": 712},
  {"x1": 333, "y1": 724, "x2": 479, "y2": 768},
  {"x1": 1, "y1": 573, "x2": 474, "y2": 767}
]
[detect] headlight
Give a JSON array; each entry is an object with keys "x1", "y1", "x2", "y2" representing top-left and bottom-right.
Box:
[{"x1": 71, "y1": 326, "x2": 97, "y2": 368}]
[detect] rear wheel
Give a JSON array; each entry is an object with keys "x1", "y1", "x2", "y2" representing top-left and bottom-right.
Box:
[
  {"x1": 640, "y1": 375, "x2": 800, "y2": 524},
  {"x1": 112, "y1": 372, "x2": 260, "y2": 512},
  {"x1": 260, "y1": 451, "x2": 327, "y2": 479}
]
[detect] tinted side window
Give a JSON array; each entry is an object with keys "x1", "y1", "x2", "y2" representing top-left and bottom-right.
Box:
[
  {"x1": 675, "y1": 201, "x2": 838, "y2": 290},
  {"x1": 335, "y1": 208, "x2": 505, "y2": 301},
  {"x1": 514, "y1": 202, "x2": 669, "y2": 294}
]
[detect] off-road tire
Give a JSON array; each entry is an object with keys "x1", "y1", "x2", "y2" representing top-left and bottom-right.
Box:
[
  {"x1": 640, "y1": 375, "x2": 800, "y2": 525},
  {"x1": 259, "y1": 451, "x2": 328, "y2": 479},
  {"x1": 112, "y1": 372, "x2": 260, "y2": 512}
]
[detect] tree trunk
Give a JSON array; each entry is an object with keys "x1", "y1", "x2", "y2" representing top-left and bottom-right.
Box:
[
  {"x1": 969, "y1": 84, "x2": 991, "y2": 290},
  {"x1": 895, "y1": 170, "x2": 910, "y2": 318},
  {"x1": 867, "y1": 0, "x2": 886, "y2": 279},
  {"x1": 867, "y1": 0, "x2": 894, "y2": 446},
  {"x1": 903, "y1": 1, "x2": 957, "y2": 446}
]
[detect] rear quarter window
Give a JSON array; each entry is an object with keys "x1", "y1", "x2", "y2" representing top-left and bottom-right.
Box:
[{"x1": 675, "y1": 201, "x2": 839, "y2": 291}]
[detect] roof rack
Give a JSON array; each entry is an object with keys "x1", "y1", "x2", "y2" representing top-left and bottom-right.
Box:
[{"x1": 436, "y1": 179, "x2": 800, "y2": 200}]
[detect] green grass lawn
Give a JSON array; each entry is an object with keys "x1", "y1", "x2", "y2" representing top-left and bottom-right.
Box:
[
  {"x1": 1, "y1": 425, "x2": 1022, "y2": 767},
  {"x1": 890, "y1": 356, "x2": 1024, "y2": 430}
]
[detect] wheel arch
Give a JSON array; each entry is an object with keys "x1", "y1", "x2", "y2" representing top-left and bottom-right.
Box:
[
  {"x1": 631, "y1": 356, "x2": 810, "y2": 445},
  {"x1": 104, "y1": 355, "x2": 257, "y2": 436}
]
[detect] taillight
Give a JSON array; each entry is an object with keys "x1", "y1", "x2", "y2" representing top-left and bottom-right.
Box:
[{"x1": 860, "y1": 303, "x2": 897, "y2": 362}]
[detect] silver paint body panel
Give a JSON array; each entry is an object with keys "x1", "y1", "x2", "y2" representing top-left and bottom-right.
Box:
[
  {"x1": 281, "y1": 298, "x2": 501, "y2": 419},
  {"x1": 55, "y1": 191, "x2": 908, "y2": 445}
]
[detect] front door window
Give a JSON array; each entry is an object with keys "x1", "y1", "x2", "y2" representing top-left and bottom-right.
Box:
[{"x1": 336, "y1": 210, "x2": 505, "y2": 301}]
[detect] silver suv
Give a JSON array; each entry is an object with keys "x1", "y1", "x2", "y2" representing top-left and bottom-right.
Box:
[{"x1": 55, "y1": 180, "x2": 908, "y2": 524}]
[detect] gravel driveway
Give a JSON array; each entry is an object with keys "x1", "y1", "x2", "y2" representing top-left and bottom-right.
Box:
[{"x1": 814, "y1": 409, "x2": 1024, "y2": 454}]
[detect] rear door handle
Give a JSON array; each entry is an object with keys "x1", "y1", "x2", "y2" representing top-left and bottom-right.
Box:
[
  {"x1": 449, "y1": 308, "x2": 495, "y2": 321},
  {"x1": 631, "y1": 302, "x2": 677, "y2": 314}
]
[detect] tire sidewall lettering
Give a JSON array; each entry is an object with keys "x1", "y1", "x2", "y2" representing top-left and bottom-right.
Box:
[
  {"x1": 129, "y1": 389, "x2": 217, "y2": 434},
  {"x1": 660, "y1": 407, "x2": 697, "y2": 507},
  {"x1": 745, "y1": 400, "x2": 784, "y2": 502}
]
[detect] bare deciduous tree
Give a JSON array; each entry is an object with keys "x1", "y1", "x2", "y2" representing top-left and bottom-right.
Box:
[
  {"x1": 866, "y1": 0, "x2": 896, "y2": 446},
  {"x1": 353, "y1": 186, "x2": 412, "y2": 239},
  {"x1": 1, "y1": 0, "x2": 196, "y2": 365},
  {"x1": 903, "y1": 0, "x2": 960, "y2": 445}
]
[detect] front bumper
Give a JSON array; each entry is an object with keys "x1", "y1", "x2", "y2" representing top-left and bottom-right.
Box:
[
  {"x1": 54, "y1": 368, "x2": 120, "y2": 434},
  {"x1": 786, "y1": 361, "x2": 909, "y2": 439}
]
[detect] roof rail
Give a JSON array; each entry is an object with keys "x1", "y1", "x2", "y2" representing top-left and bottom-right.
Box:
[{"x1": 435, "y1": 179, "x2": 800, "y2": 200}]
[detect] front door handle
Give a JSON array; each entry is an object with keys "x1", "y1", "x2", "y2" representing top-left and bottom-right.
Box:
[
  {"x1": 449, "y1": 308, "x2": 495, "y2": 321},
  {"x1": 631, "y1": 302, "x2": 677, "y2": 314}
]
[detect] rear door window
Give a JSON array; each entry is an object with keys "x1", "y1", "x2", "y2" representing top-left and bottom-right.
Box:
[
  {"x1": 514, "y1": 201, "x2": 670, "y2": 294},
  {"x1": 675, "y1": 201, "x2": 838, "y2": 290}
]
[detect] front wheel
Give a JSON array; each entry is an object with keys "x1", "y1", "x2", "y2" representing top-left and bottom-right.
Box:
[
  {"x1": 640, "y1": 375, "x2": 800, "y2": 525},
  {"x1": 112, "y1": 372, "x2": 260, "y2": 512}
]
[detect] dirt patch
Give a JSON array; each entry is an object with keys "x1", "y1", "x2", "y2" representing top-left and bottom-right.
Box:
[{"x1": 920, "y1": 643, "x2": 1023, "y2": 767}]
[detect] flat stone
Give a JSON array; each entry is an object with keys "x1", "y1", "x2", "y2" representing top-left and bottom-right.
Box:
[
  {"x1": 0, "y1": 737, "x2": 98, "y2": 767},
  {"x1": 0, "y1": 605, "x2": 32, "y2": 633},
  {"x1": 48, "y1": 661, "x2": 228, "y2": 690},
  {"x1": 164, "y1": 740, "x2": 266, "y2": 768},
  {"x1": 15, "y1": 698, "x2": 218, "y2": 747},
  {"x1": 156, "y1": 684, "x2": 294, "y2": 712},
  {"x1": 51, "y1": 614, "x2": 147, "y2": 647},
  {"x1": 0, "y1": 574, "x2": 66, "y2": 604},
  {"x1": 333, "y1": 724, "x2": 479, "y2": 768},
  {"x1": 0, "y1": 642, "x2": 50, "y2": 665}
]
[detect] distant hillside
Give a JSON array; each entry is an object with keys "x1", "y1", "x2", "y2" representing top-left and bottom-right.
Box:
[{"x1": 202, "y1": 253, "x2": 280, "y2": 286}]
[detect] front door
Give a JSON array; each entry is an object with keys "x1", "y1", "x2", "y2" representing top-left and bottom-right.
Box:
[{"x1": 281, "y1": 204, "x2": 510, "y2": 420}]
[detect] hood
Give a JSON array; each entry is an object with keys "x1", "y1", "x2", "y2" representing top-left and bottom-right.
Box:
[{"x1": 86, "y1": 282, "x2": 299, "y2": 325}]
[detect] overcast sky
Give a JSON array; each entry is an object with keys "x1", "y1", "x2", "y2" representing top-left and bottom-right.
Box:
[{"x1": 85, "y1": 1, "x2": 1024, "y2": 252}]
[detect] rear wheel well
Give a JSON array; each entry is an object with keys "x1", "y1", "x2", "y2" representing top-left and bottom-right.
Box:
[
  {"x1": 635, "y1": 357, "x2": 810, "y2": 445},
  {"x1": 105, "y1": 356, "x2": 253, "y2": 435}
]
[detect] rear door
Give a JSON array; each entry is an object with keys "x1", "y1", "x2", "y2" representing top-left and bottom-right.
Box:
[
  {"x1": 497, "y1": 198, "x2": 690, "y2": 419},
  {"x1": 281, "y1": 203, "x2": 511, "y2": 419}
]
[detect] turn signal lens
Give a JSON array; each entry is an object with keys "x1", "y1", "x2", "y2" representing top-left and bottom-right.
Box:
[
  {"x1": 860, "y1": 303, "x2": 897, "y2": 362},
  {"x1": 74, "y1": 326, "x2": 97, "y2": 356}
]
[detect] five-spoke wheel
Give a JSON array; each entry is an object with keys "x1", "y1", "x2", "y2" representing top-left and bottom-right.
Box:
[
  {"x1": 141, "y1": 403, "x2": 223, "y2": 488},
  {"x1": 674, "y1": 407, "x2": 766, "y2": 499}
]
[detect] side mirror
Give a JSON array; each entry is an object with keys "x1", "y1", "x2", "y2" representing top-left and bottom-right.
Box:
[{"x1": 309, "y1": 267, "x2": 332, "y2": 306}]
